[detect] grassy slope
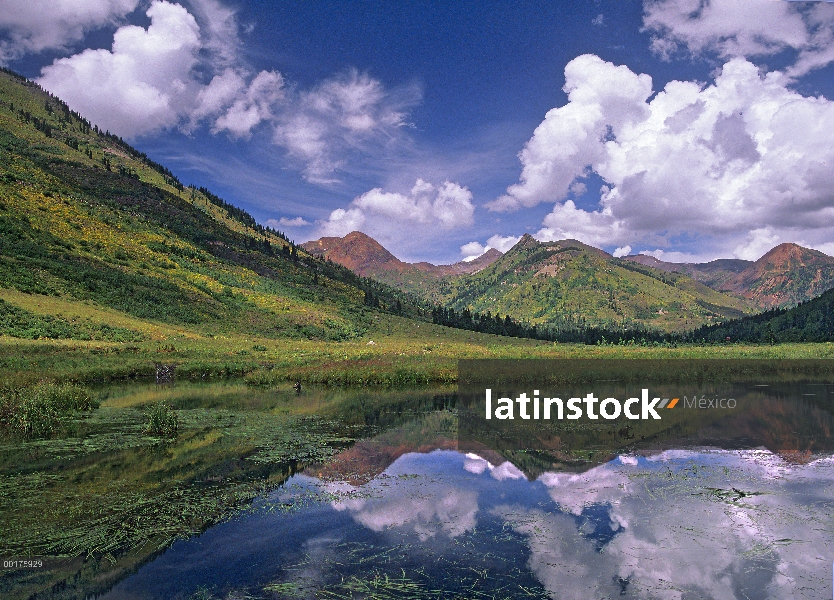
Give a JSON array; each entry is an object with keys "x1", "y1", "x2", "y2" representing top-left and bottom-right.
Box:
[
  {"x1": 431, "y1": 237, "x2": 754, "y2": 333},
  {"x1": 0, "y1": 70, "x2": 436, "y2": 347}
]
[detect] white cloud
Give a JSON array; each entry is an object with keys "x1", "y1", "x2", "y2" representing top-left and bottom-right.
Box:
[
  {"x1": 732, "y1": 226, "x2": 782, "y2": 261},
  {"x1": 211, "y1": 69, "x2": 284, "y2": 138},
  {"x1": 34, "y1": 1, "x2": 285, "y2": 139},
  {"x1": 813, "y1": 242, "x2": 834, "y2": 257},
  {"x1": 497, "y1": 54, "x2": 834, "y2": 260},
  {"x1": 460, "y1": 241, "x2": 489, "y2": 262},
  {"x1": 0, "y1": 0, "x2": 140, "y2": 63},
  {"x1": 186, "y1": 0, "x2": 240, "y2": 67},
  {"x1": 460, "y1": 234, "x2": 519, "y2": 261},
  {"x1": 487, "y1": 54, "x2": 653, "y2": 213},
  {"x1": 568, "y1": 181, "x2": 587, "y2": 196},
  {"x1": 36, "y1": 1, "x2": 202, "y2": 137},
  {"x1": 612, "y1": 245, "x2": 631, "y2": 258},
  {"x1": 26, "y1": 0, "x2": 416, "y2": 182},
  {"x1": 640, "y1": 248, "x2": 715, "y2": 263},
  {"x1": 317, "y1": 179, "x2": 475, "y2": 239},
  {"x1": 267, "y1": 216, "x2": 310, "y2": 228},
  {"x1": 274, "y1": 69, "x2": 421, "y2": 183},
  {"x1": 642, "y1": 0, "x2": 834, "y2": 77}
]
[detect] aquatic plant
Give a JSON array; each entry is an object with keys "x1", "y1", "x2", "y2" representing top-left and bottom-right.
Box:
[
  {"x1": 144, "y1": 400, "x2": 179, "y2": 437},
  {"x1": 0, "y1": 381, "x2": 96, "y2": 437}
]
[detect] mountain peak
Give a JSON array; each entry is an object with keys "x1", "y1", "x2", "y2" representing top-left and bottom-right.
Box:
[
  {"x1": 300, "y1": 232, "x2": 503, "y2": 279},
  {"x1": 720, "y1": 242, "x2": 834, "y2": 307},
  {"x1": 757, "y1": 242, "x2": 829, "y2": 268},
  {"x1": 301, "y1": 231, "x2": 402, "y2": 275},
  {"x1": 513, "y1": 233, "x2": 539, "y2": 250}
]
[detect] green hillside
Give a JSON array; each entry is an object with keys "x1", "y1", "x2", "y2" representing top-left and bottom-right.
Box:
[
  {"x1": 0, "y1": 68, "x2": 432, "y2": 346},
  {"x1": 433, "y1": 235, "x2": 755, "y2": 333}
]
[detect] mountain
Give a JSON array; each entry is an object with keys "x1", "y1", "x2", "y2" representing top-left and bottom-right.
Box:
[
  {"x1": 302, "y1": 230, "x2": 502, "y2": 278},
  {"x1": 0, "y1": 69, "x2": 426, "y2": 343},
  {"x1": 301, "y1": 231, "x2": 502, "y2": 299},
  {"x1": 302, "y1": 231, "x2": 404, "y2": 276},
  {"x1": 302, "y1": 232, "x2": 759, "y2": 333},
  {"x1": 624, "y1": 255, "x2": 752, "y2": 289},
  {"x1": 718, "y1": 243, "x2": 834, "y2": 307},
  {"x1": 433, "y1": 235, "x2": 755, "y2": 333},
  {"x1": 625, "y1": 243, "x2": 834, "y2": 308}
]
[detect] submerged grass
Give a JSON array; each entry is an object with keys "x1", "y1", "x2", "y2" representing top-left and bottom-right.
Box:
[{"x1": 0, "y1": 381, "x2": 448, "y2": 600}]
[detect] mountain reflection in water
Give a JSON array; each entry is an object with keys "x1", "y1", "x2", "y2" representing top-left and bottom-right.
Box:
[{"x1": 102, "y1": 446, "x2": 833, "y2": 599}]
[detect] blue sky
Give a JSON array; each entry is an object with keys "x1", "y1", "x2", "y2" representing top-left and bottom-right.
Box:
[{"x1": 3, "y1": 0, "x2": 834, "y2": 264}]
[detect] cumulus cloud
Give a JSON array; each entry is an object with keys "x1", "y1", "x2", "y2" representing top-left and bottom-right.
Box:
[
  {"x1": 267, "y1": 216, "x2": 310, "y2": 228},
  {"x1": 36, "y1": 1, "x2": 202, "y2": 137},
  {"x1": 460, "y1": 234, "x2": 519, "y2": 261},
  {"x1": 612, "y1": 245, "x2": 631, "y2": 258},
  {"x1": 488, "y1": 54, "x2": 653, "y2": 213},
  {"x1": 317, "y1": 179, "x2": 475, "y2": 239},
  {"x1": 643, "y1": 0, "x2": 834, "y2": 77},
  {"x1": 34, "y1": 0, "x2": 284, "y2": 139},
  {"x1": 732, "y1": 226, "x2": 782, "y2": 261},
  {"x1": 496, "y1": 54, "x2": 834, "y2": 260},
  {"x1": 0, "y1": 0, "x2": 139, "y2": 64}
]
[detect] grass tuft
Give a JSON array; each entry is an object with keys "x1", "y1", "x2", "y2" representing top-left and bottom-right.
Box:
[
  {"x1": 0, "y1": 381, "x2": 96, "y2": 437},
  {"x1": 144, "y1": 400, "x2": 179, "y2": 437}
]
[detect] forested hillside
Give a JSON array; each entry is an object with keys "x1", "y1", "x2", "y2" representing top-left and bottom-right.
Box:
[{"x1": 686, "y1": 286, "x2": 834, "y2": 343}]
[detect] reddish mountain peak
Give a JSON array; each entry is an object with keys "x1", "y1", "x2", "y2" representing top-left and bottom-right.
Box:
[
  {"x1": 472, "y1": 248, "x2": 502, "y2": 265},
  {"x1": 300, "y1": 231, "x2": 503, "y2": 278},
  {"x1": 755, "y1": 242, "x2": 829, "y2": 269},
  {"x1": 301, "y1": 231, "x2": 403, "y2": 276},
  {"x1": 340, "y1": 231, "x2": 398, "y2": 261},
  {"x1": 719, "y1": 243, "x2": 834, "y2": 307}
]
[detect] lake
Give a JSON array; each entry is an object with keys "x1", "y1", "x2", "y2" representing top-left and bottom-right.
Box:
[{"x1": 2, "y1": 361, "x2": 834, "y2": 599}]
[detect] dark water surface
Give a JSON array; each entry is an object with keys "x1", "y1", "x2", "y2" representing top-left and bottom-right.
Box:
[
  {"x1": 3, "y1": 371, "x2": 834, "y2": 599},
  {"x1": 103, "y1": 447, "x2": 834, "y2": 599},
  {"x1": 98, "y1": 376, "x2": 834, "y2": 600}
]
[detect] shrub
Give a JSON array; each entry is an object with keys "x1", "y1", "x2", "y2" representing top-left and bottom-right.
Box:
[{"x1": 144, "y1": 401, "x2": 179, "y2": 437}]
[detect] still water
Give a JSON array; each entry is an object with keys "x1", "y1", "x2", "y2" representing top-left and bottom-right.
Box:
[
  {"x1": 101, "y1": 447, "x2": 834, "y2": 599},
  {"x1": 3, "y1": 363, "x2": 834, "y2": 599},
  {"x1": 98, "y1": 367, "x2": 834, "y2": 600}
]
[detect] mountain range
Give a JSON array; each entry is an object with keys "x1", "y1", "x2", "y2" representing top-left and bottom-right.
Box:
[
  {"x1": 302, "y1": 231, "x2": 834, "y2": 333},
  {"x1": 624, "y1": 243, "x2": 834, "y2": 308},
  {"x1": 302, "y1": 231, "x2": 502, "y2": 297}
]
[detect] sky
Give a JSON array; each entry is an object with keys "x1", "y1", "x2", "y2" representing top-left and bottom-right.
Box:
[{"x1": 2, "y1": 0, "x2": 834, "y2": 264}]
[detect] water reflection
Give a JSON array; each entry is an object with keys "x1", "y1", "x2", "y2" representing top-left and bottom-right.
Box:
[
  {"x1": 102, "y1": 448, "x2": 834, "y2": 599},
  {"x1": 8, "y1": 372, "x2": 830, "y2": 599}
]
